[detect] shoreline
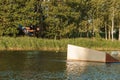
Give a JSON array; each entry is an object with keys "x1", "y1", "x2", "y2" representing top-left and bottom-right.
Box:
[{"x1": 0, "y1": 47, "x2": 120, "y2": 52}]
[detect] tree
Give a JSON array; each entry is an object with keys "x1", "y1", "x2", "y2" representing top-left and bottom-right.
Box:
[
  {"x1": 0, "y1": 0, "x2": 21, "y2": 36},
  {"x1": 41, "y1": 0, "x2": 80, "y2": 39},
  {"x1": 87, "y1": 0, "x2": 104, "y2": 38},
  {"x1": 114, "y1": 1, "x2": 120, "y2": 40},
  {"x1": 103, "y1": 0, "x2": 120, "y2": 41},
  {"x1": 0, "y1": 0, "x2": 41, "y2": 37}
]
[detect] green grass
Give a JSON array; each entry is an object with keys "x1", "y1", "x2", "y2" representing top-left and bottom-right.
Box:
[{"x1": 0, "y1": 37, "x2": 120, "y2": 52}]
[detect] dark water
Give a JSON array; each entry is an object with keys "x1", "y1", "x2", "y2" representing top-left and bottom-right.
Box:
[{"x1": 0, "y1": 51, "x2": 120, "y2": 80}]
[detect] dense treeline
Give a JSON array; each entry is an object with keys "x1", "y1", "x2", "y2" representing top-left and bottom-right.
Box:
[{"x1": 0, "y1": 0, "x2": 120, "y2": 41}]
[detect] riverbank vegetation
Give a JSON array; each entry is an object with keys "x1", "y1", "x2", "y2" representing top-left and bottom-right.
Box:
[{"x1": 0, "y1": 37, "x2": 120, "y2": 52}]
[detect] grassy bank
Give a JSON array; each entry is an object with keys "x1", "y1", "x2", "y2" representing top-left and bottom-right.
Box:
[{"x1": 0, "y1": 37, "x2": 120, "y2": 52}]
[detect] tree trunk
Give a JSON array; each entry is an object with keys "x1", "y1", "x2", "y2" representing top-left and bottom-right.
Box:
[
  {"x1": 108, "y1": 29, "x2": 111, "y2": 40},
  {"x1": 119, "y1": 26, "x2": 120, "y2": 41},
  {"x1": 105, "y1": 22, "x2": 107, "y2": 40},
  {"x1": 111, "y1": 4, "x2": 115, "y2": 41},
  {"x1": 86, "y1": 31, "x2": 89, "y2": 38},
  {"x1": 111, "y1": 16, "x2": 114, "y2": 41}
]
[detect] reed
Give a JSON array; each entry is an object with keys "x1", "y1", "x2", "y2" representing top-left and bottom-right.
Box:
[{"x1": 0, "y1": 37, "x2": 120, "y2": 51}]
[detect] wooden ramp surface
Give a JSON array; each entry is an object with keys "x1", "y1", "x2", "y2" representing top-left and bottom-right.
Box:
[{"x1": 67, "y1": 44, "x2": 119, "y2": 63}]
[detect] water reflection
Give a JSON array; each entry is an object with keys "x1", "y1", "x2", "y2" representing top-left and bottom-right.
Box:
[
  {"x1": 66, "y1": 61, "x2": 120, "y2": 80},
  {"x1": 0, "y1": 51, "x2": 120, "y2": 80}
]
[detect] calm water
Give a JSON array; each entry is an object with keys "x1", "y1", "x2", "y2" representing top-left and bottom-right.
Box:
[{"x1": 0, "y1": 51, "x2": 120, "y2": 80}]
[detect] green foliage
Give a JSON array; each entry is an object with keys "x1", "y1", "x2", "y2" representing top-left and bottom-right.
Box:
[
  {"x1": 0, "y1": 0, "x2": 120, "y2": 40},
  {"x1": 0, "y1": 0, "x2": 41, "y2": 36}
]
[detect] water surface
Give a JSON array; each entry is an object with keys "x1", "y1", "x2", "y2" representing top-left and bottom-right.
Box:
[{"x1": 0, "y1": 51, "x2": 120, "y2": 80}]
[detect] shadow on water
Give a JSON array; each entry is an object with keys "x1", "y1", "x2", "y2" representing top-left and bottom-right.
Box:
[
  {"x1": 0, "y1": 51, "x2": 67, "y2": 80},
  {"x1": 0, "y1": 51, "x2": 120, "y2": 80}
]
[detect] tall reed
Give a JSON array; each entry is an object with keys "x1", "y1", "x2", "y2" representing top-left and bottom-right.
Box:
[{"x1": 0, "y1": 37, "x2": 120, "y2": 51}]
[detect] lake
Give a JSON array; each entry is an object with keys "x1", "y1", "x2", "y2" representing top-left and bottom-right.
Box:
[{"x1": 0, "y1": 51, "x2": 120, "y2": 80}]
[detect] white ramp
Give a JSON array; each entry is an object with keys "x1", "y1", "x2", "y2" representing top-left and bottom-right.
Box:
[{"x1": 67, "y1": 44, "x2": 119, "y2": 62}]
